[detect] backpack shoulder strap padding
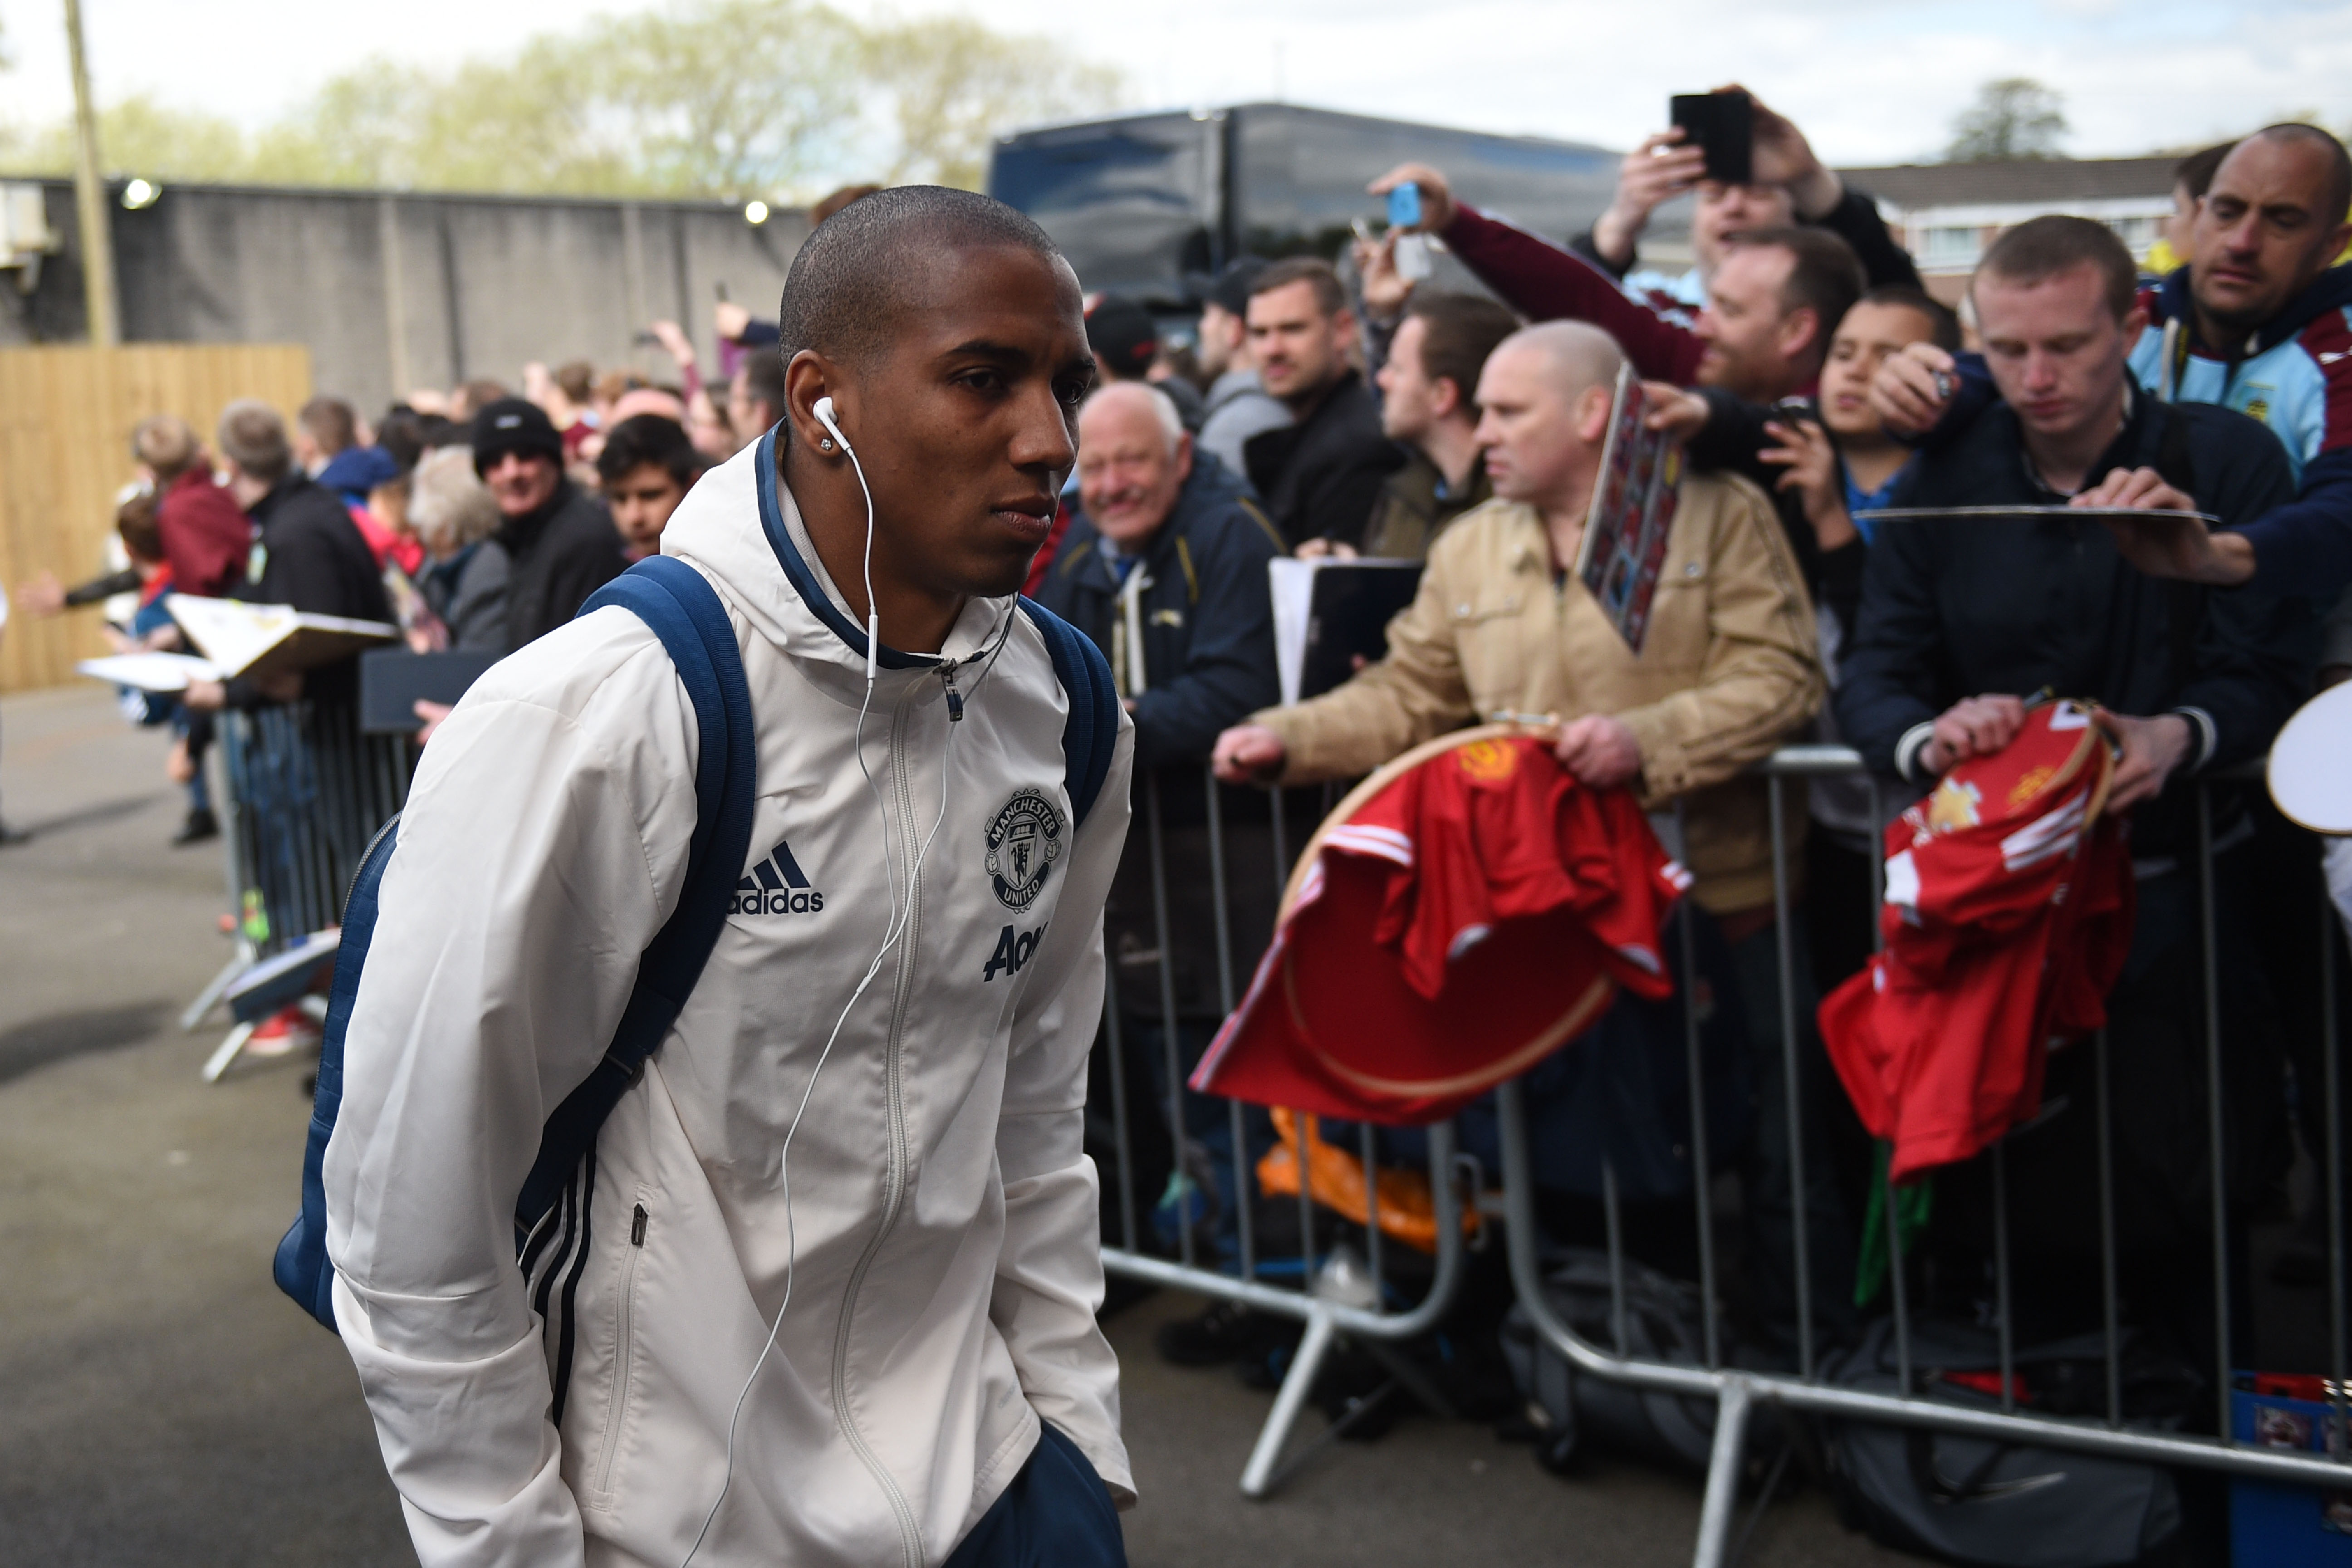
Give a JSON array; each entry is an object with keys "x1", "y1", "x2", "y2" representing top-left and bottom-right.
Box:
[
  {"x1": 514, "y1": 556, "x2": 759, "y2": 1233},
  {"x1": 1018, "y1": 595, "x2": 1120, "y2": 831}
]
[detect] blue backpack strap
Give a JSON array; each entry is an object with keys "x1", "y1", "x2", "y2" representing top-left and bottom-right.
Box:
[
  {"x1": 274, "y1": 813, "x2": 404, "y2": 1329},
  {"x1": 1018, "y1": 596, "x2": 1119, "y2": 830},
  {"x1": 275, "y1": 557, "x2": 756, "y2": 1330},
  {"x1": 514, "y1": 556, "x2": 758, "y2": 1235}
]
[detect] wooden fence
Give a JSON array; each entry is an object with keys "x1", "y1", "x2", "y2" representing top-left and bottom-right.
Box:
[{"x1": 0, "y1": 344, "x2": 312, "y2": 693}]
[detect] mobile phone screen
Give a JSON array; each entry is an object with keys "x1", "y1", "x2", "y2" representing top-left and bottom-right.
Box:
[
  {"x1": 1670, "y1": 91, "x2": 1753, "y2": 186},
  {"x1": 1386, "y1": 183, "x2": 1422, "y2": 231}
]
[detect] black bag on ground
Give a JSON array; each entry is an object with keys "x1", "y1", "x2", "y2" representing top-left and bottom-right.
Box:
[
  {"x1": 1499, "y1": 1246, "x2": 1773, "y2": 1477},
  {"x1": 1818, "y1": 1316, "x2": 2200, "y2": 1568}
]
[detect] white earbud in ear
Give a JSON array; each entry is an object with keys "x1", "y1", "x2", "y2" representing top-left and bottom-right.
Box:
[{"x1": 813, "y1": 396, "x2": 846, "y2": 453}]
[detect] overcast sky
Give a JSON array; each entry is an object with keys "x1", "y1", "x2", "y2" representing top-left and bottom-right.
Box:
[{"x1": 3, "y1": 0, "x2": 2346, "y2": 167}]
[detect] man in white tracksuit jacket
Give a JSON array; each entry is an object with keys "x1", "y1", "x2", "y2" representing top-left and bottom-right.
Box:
[{"x1": 324, "y1": 189, "x2": 1135, "y2": 1566}]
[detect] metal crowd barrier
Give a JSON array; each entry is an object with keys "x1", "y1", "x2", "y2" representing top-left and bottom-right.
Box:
[
  {"x1": 182, "y1": 698, "x2": 412, "y2": 1076},
  {"x1": 1097, "y1": 764, "x2": 1473, "y2": 1497},
  {"x1": 1111, "y1": 744, "x2": 2352, "y2": 1558},
  {"x1": 1496, "y1": 747, "x2": 2352, "y2": 1568}
]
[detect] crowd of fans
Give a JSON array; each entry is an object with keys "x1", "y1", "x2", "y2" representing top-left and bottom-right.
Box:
[
  {"x1": 14, "y1": 88, "x2": 2352, "y2": 1543},
  {"x1": 1061, "y1": 93, "x2": 2352, "y2": 1515}
]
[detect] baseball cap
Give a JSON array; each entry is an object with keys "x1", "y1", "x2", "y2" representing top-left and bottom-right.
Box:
[{"x1": 1084, "y1": 294, "x2": 1160, "y2": 380}]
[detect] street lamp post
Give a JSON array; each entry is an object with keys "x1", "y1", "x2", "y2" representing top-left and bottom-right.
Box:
[{"x1": 63, "y1": 0, "x2": 120, "y2": 347}]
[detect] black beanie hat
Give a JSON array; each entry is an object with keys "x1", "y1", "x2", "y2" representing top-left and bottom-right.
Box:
[
  {"x1": 1085, "y1": 295, "x2": 1160, "y2": 380},
  {"x1": 470, "y1": 397, "x2": 564, "y2": 475}
]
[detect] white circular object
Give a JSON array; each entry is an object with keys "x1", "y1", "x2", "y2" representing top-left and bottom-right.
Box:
[{"x1": 2269, "y1": 682, "x2": 2352, "y2": 835}]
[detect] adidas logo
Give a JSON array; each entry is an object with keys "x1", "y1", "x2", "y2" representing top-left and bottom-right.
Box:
[{"x1": 731, "y1": 837, "x2": 826, "y2": 916}]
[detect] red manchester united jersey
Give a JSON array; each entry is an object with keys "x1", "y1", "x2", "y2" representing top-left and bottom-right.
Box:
[
  {"x1": 1818, "y1": 701, "x2": 2136, "y2": 1183},
  {"x1": 1193, "y1": 733, "x2": 1689, "y2": 1126}
]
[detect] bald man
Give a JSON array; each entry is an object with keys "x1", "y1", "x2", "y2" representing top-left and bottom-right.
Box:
[
  {"x1": 1213, "y1": 320, "x2": 1819, "y2": 912},
  {"x1": 326, "y1": 188, "x2": 1134, "y2": 1567},
  {"x1": 1213, "y1": 320, "x2": 1842, "y2": 1339}
]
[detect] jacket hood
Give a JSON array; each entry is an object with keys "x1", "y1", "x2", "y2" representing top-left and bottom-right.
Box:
[
  {"x1": 2153, "y1": 260, "x2": 2352, "y2": 354},
  {"x1": 657, "y1": 427, "x2": 1017, "y2": 697}
]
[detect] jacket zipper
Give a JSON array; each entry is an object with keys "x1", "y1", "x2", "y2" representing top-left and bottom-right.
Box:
[
  {"x1": 830, "y1": 678, "x2": 928, "y2": 1568},
  {"x1": 592, "y1": 1199, "x2": 649, "y2": 1508}
]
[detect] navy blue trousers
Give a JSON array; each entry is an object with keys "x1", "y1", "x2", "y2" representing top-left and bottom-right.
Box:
[{"x1": 942, "y1": 1423, "x2": 1126, "y2": 1568}]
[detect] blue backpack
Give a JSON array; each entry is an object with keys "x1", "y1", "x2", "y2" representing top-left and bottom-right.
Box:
[{"x1": 275, "y1": 556, "x2": 1119, "y2": 1330}]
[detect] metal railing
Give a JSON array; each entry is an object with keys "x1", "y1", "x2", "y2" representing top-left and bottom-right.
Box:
[
  {"x1": 1105, "y1": 741, "x2": 2352, "y2": 1556},
  {"x1": 1096, "y1": 764, "x2": 1474, "y2": 1497},
  {"x1": 1499, "y1": 747, "x2": 2352, "y2": 1568},
  {"x1": 182, "y1": 699, "x2": 412, "y2": 1075}
]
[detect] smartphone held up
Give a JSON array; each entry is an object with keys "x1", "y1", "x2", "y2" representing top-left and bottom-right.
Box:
[
  {"x1": 1385, "y1": 181, "x2": 1431, "y2": 282},
  {"x1": 1669, "y1": 89, "x2": 1753, "y2": 186}
]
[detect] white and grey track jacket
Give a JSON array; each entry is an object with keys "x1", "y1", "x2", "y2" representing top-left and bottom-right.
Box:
[{"x1": 323, "y1": 431, "x2": 1135, "y2": 1568}]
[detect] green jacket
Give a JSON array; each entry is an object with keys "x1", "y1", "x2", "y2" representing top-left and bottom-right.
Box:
[{"x1": 1362, "y1": 451, "x2": 1493, "y2": 560}]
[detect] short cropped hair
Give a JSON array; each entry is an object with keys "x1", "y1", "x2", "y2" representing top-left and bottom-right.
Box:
[
  {"x1": 298, "y1": 395, "x2": 357, "y2": 456},
  {"x1": 1248, "y1": 256, "x2": 1349, "y2": 318},
  {"x1": 2249, "y1": 123, "x2": 2352, "y2": 228},
  {"x1": 1976, "y1": 215, "x2": 2139, "y2": 323},
  {"x1": 375, "y1": 406, "x2": 431, "y2": 470},
  {"x1": 1855, "y1": 284, "x2": 1964, "y2": 353},
  {"x1": 1403, "y1": 291, "x2": 1521, "y2": 413},
  {"x1": 115, "y1": 488, "x2": 164, "y2": 564},
  {"x1": 811, "y1": 183, "x2": 883, "y2": 226},
  {"x1": 130, "y1": 415, "x2": 201, "y2": 485},
  {"x1": 554, "y1": 361, "x2": 595, "y2": 406},
  {"x1": 217, "y1": 400, "x2": 292, "y2": 484},
  {"x1": 2174, "y1": 141, "x2": 2238, "y2": 203},
  {"x1": 1498, "y1": 319, "x2": 1627, "y2": 403},
  {"x1": 776, "y1": 184, "x2": 1063, "y2": 374},
  {"x1": 455, "y1": 379, "x2": 510, "y2": 420},
  {"x1": 739, "y1": 350, "x2": 789, "y2": 423},
  {"x1": 597, "y1": 413, "x2": 701, "y2": 489},
  {"x1": 1734, "y1": 226, "x2": 1866, "y2": 346}
]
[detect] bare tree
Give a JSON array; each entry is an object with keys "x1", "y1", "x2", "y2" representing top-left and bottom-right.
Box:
[{"x1": 1947, "y1": 78, "x2": 2069, "y2": 162}]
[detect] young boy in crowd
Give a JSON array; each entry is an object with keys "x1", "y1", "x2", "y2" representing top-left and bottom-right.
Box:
[
  {"x1": 1648, "y1": 285, "x2": 1961, "y2": 637},
  {"x1": 594, "y1": 412, "x2": 703, "y2": 560},
  {"x1": 19, "y1": 489, "x2": 220, "y2": 843}
]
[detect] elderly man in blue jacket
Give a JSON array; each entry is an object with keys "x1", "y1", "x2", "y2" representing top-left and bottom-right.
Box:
[{"x1": 1033, "y1": 380, "x2": 1288, "y2": 1298}]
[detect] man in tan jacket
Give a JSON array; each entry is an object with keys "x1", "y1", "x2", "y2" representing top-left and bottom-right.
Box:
[
  {"x1": 1214, "y1": 319, "x2": 1848, "y2": 1349},
  {"x1": 1212, "y1": 320, "x2": 1821, "y2": 919}
]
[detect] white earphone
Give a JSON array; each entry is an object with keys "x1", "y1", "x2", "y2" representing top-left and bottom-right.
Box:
[{"x1": 811, "y1": 395, "x2": 881, "y2": 690}]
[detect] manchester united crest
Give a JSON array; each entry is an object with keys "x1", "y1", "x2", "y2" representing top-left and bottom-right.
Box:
[{"x1": 986, "y1": 788, "x2": 1064, "y2": 910}]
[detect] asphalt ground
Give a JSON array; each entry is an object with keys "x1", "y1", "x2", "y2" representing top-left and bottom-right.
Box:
[{"x1": 0, "y1": 683, "x2": 1921, "y2": 1566}]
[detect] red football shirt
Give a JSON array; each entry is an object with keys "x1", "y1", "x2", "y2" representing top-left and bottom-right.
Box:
[
  {"x1": 1818, "y1": 703, "x2": 2136, "y2": 1182},
  {"x1": 1193, "y1": 735, "x2": 1689, "y2": 1126}
]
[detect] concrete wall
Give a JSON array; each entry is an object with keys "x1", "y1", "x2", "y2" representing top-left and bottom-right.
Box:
[{"x1": 0, "y1": 180, "x2": 809, "y2": 413}]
